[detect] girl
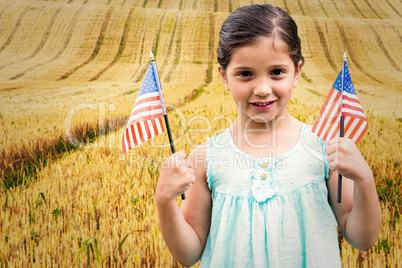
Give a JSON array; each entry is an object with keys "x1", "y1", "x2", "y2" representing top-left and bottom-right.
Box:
[{"x1": 156, "y1": 4, "x2": 381, "y2": 267}]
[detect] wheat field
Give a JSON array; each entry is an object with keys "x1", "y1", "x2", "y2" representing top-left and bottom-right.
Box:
[{"x1": 0, "y1": 0, "x2": 401, "y2": 266}]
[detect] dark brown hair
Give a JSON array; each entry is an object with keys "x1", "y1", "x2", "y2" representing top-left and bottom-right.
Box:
[{"x1": 217, "y1": 4, "x2": 304, "y2": 70}]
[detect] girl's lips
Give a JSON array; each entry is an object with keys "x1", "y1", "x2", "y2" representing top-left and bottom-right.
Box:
[{"x1": 250, "y1": 100, "x2": 276, "y2": 111}]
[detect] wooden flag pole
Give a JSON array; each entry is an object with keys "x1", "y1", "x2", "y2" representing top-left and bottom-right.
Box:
[
  {"x1": 150, "y1": 51, "x2": 185, "y2": 200},
  {"x1": 337, "y1": 52, "x2": 347, "y2": 203}
]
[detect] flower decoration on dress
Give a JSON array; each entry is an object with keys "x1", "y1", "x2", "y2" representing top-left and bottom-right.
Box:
[{"x1": 251, "y1": 163, "x2": 278, "y2": 202}]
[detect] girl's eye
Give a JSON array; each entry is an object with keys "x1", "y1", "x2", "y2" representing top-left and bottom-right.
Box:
[
  {"x1": 271, "y1": 69, "x2": 284, "y2": 76},
  {"x1": 238, "y1": 71, "x2": 252, "y2": 77}
]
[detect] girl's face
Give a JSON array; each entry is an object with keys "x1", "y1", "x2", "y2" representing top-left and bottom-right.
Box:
[{"x1": 218, "y1": 37, "x2": 302, "y2": 128}]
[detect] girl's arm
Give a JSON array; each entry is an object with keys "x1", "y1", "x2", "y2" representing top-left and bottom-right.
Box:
[
  {"x1": 326, "y1": 137, "x2": 381, "y2": 251},
  {"x1": 156, "y1": 144, "x2": 211, "y2": 266}
]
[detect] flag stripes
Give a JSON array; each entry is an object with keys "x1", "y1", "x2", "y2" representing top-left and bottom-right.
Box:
[
  {"x1": 343, "y1": 117, "x2": 368, "y2": 144},
  {"x1": 123, "y1": 117, "x2": 165, "y2": 153},
  {"x1": 312, "y1": 87, "x2": 342, "y2": 140}
]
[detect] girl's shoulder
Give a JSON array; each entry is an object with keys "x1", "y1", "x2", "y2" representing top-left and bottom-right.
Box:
[
  {"x1": 189, "y1": 142, "x2": 208, "y2": 158},
  {"x1": 188, "y1": 128, "x2": 231, "y2": 169},
  {"x1": 207, "y1": 128, "x2": 232, "y2": 148},
  {"x1": 300, "y1": 124, "x2": 329, "y2": 178},
  {"x1": 188, "y1": 141, "x2": 208, "y2": 173},
  {"x1": 300, "y1": 124, "x2": 327, "y2": 152}
]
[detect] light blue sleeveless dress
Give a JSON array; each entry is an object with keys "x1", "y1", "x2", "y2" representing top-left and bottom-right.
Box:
[{"x1": 200, "y1": 123, "x2": 341, "y2": 267}]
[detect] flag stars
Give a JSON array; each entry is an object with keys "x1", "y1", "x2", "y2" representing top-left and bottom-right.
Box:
[
  {"x1": 139, "y1": 65, "x2": 158, "y2": 95},
  {"x1": 333, "y1": 63, "x2": 356, "y2": 95}
]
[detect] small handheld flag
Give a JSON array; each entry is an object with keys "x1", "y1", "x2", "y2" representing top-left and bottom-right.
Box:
[
  {"x1": 122, "y1": 58, "x2": 166, "y2": 153},
  {"x1": 122, "y1": 52, "x2": 185, "y2": 199},
  {"x1": 312, "y1": 52, "x2": 368, "y2": 203}
]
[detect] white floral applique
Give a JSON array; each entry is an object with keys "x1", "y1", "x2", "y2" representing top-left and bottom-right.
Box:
[{"x1": 251, "y1": 162, "x2": 278, "y2": 202}]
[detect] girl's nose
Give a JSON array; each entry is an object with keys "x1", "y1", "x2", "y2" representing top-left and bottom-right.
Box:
[{"x1": 253, "y1": 78, "x2": 272, "y2": 96}]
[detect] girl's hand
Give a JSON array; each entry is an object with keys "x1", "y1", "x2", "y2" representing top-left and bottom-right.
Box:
[
  {"x1": 156, "y1": 151, "x2": 196, "y2": 202},
  {"x1": 326, "y1": 137, "x2": 381, "y2": 251},
  {"x1": 325, "y1": 137, "x2": 373, "y2": 182}
]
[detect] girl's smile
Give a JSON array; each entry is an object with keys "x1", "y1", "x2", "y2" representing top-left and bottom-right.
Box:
[
  {"x1": 249, "y1": 100, "x2": 276, "y2": 111},
  {"x1": 218, "y1": 36, "x2": 302, "y2": 128}
]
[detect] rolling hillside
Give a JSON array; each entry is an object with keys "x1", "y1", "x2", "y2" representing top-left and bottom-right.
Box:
[
  {"x1": 0, "y1": 0, "x2": 400, "y2": 166},
  {"x1": 0, "y1": 0, "x2": 401, "y2": 266}
]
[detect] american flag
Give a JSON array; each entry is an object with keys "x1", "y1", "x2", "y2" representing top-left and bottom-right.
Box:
[
  {"x1": 312, "y1": 61, "x2": 368, "y2": 144},
  {"x1": 122, "y1": 63, "x2": 165, "y2": 154}
]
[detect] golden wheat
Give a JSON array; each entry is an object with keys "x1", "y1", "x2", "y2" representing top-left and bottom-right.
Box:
[{"x1": 0, "y1": 0, "x2": 401, "y2": 266}]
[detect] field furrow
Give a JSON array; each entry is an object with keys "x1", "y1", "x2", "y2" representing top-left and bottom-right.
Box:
[
  {"x1": 278, "y1": 0, "x2": 291, "y2": 14},
  {"x1": 94, "y1": 9, "x2": 154, "y2": 82},
  {"x1": 0, "y1": 5, "x2": 63, "y2": 72},
  {"x1": 163, "y1": 13, "x2": 185, "y2": 83},
  {"x1": 326, "y1": 0, "x2": 343, "y2": 17},
  {"x1": 355, "y1": 26, "x2": 401, "y2": 84},
  {"x1": 0, "y1": 4, "x2": 11, "y2": 29},
  {"x1": 158, "y1": 12, "x2": 184, "y2": 79},
  {"x1": 193, "y1": 0, "x2": 214, "y2": 12},
  {"x1": 22, "y1": 6, "x2": 64, "y2": 62},
  {"x1": 316, "y1": 0, "x2": 329, "y2": 17},
  {"x1": 85, "y1": 0, "x2": 109, "y2": 4},
  {"x1": 0, "y1": 4, "x2": 83, "y2": 81},
  {"x1": 192, "y1": 0, "x2": 199, "y2": 10},
  {"x1": 90, "y1": 8, "x2": 134, "y2": 81},
  {"x1": 326, "y1": 0, "x2": 353, "y2": 18},
  {"x1": 335, "y1": 21, "x2": 381, "y2": 83},
  {"x1": 369, "y1": 25, "x2": 401, "y2": 73},
  {"x1": 143, "y1": 0, "x2": 161, "y2": 9},
  {"x1": 352, "y1": 0, "x2": 385, "y2": 19},
  {"x1": 9, "y1": 6, "x2": 84, "y2": 81},
  {"x1": 107, "y1": 0, "x2": 125, "y2": 6},
  {"x1": 156, "y1": 11, "x2": 210, "y2": 104},
  {"x1": 207, "y1": 13, "x2": 217, "y2": 82},
  {"x1": 133, "y1": 11, "x2": 167, "y2": 82},
  {"x1": 178, "y1": 0, "x2": 197, "y2": 10},
  {"x1": 345, "y1": 0, "x2": 366, "y2": 19},
  {"x1": 295, "y1": 18, "x2": 333, "y2": 93},
  {"x1": 9, "y1": 0, "x2": 400, "y2": 20},
  {"x1": 312, "y1": 18, "x2": 338, "y2": 73},
  {"x1": 57, "y1": 8, "x2": 111, "y2": 81},
  {"x1": 216, "y1": 0, "x2": 229, "y2": 12},
  {"x1": 163, "y1": 11, "x2": 215, "y2": 103},
  {"x1": 384, "y1": 0, "x2": 402, "y2": 18},
  {"x1": 388, "y1": 26, "x2": 402, "y2": 64},
  {"x1": 301, "y1": 0, "x2": 328, "y2": 17},
  {"x1": 365, "y1": 0, "x2": 389, "y2": 19},
  {"x1": 298, "y1": 0, "x2": 308, "y2": 16},
  {"x1": 164, "y1": 12, "x2": 211, "y2": 93},
  {"x1": 120, "y1": 0, "x2": 146, "y2": 7},
  {"x1": 0, "y1": 3, "x2": 33, "y2": 53},
  {"x1": 65, "y1": 8, "x2": 131, "y2": 81},
  {"x1": 160, "y1": 0, "x2": 181, "y2": 9}
]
